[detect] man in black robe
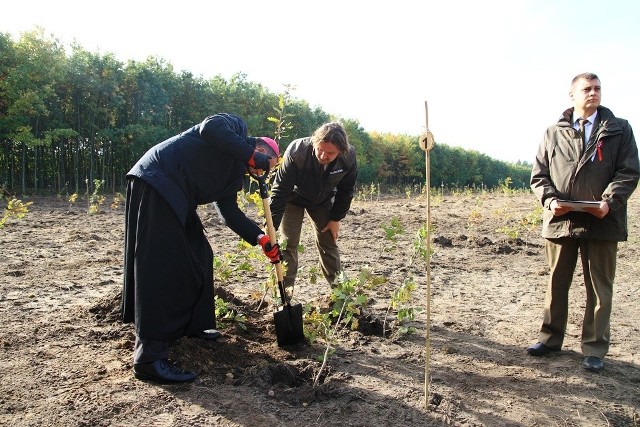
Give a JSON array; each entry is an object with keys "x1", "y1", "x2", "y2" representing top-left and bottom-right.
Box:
[{"x1": 122, "y1": 113, "x2": 281, "y2": 384}]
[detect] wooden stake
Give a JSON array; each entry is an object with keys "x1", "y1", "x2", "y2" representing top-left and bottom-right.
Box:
[{"x1": 419, "y1": 101, "x2": 435, "y2": 409}]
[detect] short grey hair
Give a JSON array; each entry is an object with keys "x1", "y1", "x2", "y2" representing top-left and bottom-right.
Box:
[{"x1": 571, "y1": 72, "x2": 599, "y2": 88}]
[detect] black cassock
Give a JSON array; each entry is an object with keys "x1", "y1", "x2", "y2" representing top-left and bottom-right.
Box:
[{"x1": 122, "y1": 177, "x2": 215, "y2": 341}]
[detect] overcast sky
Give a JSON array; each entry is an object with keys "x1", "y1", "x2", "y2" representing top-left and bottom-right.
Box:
[{"x1": 2, "y1": 0, "x2": 639, "y2": 163}]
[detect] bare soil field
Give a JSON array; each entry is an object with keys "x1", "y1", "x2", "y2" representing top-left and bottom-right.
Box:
[{"x1": 1, "y1": 189, "x2": 639, "y2": 426}]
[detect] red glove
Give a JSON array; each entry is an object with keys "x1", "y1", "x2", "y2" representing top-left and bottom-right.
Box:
[{"x1": 258, "y1": 234, "x2": 282, "y2": 264}]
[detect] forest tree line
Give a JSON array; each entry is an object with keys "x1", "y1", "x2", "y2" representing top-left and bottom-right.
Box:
[{"x1": 0, "y1": 28, "x2": 532, "y2": 197}]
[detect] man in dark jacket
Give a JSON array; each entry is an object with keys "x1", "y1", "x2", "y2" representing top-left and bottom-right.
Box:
[
  {"x1": 269, "y1": 122, "x2": 357, "y2": 292},
  {"x1": 528, "y1": 73, "x2": 639, "y2": 372},
  {"x1": 123, "y1": 113, "x2": 282, "y2": 384}
]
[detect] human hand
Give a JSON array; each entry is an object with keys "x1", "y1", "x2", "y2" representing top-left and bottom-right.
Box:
[
  {"x1": 321, "y1": 220, "x2": 340, "y2": 242},
  {"x1": 258, "y1": 234, "x2": 283, "y2": 264},
  {"x1": 248, "y1": 151, "x2": 270, "y2": 172},
  {"x1": 584, "y1": 201, "x2": 610, "y2": 219},
  {"x1": 549, "y1": 199, "x2": 571, "y2": 216}
]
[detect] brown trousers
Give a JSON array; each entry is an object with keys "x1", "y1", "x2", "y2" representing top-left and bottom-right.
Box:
[
  {"x1": 539, "y1": 237, "x2": 617, "y2": 358},
  {"x1": 279, "y1": 202, "x2": 342, "y2": 288}
]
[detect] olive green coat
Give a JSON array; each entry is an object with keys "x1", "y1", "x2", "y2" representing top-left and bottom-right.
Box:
[{"x1": 531, "y1": 106, "x2": 639, "y2": 241}]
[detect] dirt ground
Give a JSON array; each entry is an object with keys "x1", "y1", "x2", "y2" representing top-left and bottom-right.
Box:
[{"x1": 1, "y1": 188, "x2": 639, "y2": 427}]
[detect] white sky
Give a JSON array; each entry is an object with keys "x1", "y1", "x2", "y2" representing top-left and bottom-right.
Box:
[{"x1": 2, "y1": 0, "x2": 639, "y2": 163}]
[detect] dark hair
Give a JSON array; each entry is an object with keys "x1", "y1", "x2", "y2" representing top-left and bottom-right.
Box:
[
  {"x1": 310, "y1": 122, "x2": 349, "y2": 154},
  {"x1": 571, "y1": 72, "x2": 599, "y2": 86}
]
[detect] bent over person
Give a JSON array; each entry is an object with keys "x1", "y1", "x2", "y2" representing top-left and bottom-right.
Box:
[
  {"x1": 528, "y1": 73, "x2": 639, "y2": 372},
  {"x1": 122, "y1": 113, "x2": 281, "y2": 384},
  {"x1": 269, "y1": 122, "x2": 357, "y2": 291}
]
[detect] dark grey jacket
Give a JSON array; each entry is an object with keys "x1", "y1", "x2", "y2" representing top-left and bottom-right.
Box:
[
  {"x1": 531, "y1": 106, "x2": 639, "y2": 241},
  {"x1": 270, "y1": 137, "x2": 357, "y2": 229}
]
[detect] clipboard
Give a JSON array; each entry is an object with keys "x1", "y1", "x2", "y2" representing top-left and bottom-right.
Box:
[{"x1": 556, "y1": 200, "x2": 600, "y2": 212}]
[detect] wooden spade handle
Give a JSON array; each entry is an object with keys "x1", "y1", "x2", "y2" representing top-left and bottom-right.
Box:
[{"x1": 261, "y1": 196, "x2": 285, "y2": 284}]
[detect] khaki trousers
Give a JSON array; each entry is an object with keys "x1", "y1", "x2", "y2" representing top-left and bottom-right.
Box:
[
  {"x1": 540, "y1": 237, "x2": 617, "y2": 358},
  {"x1": 279, "y1": 202, "x2": 341, "y2": 288}
]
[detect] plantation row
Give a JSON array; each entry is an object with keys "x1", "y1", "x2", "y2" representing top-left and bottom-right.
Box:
[{"x1": 0, "y1": 28, "x2": 531, "y2": 196}]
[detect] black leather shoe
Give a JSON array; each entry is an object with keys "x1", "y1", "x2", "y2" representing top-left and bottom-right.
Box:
[
  {"x1": 582, "y1": 356, "x2": 604, "y2": 372},
  {"x1": 526, "y1": 342, "x2": 560, "y2": 356},
  {"x1": 191, "y1": 329, "x2": 222, "y2": 341},
  {"x1": 133, "y1": 359, "x2": 197, "y2": 384}
]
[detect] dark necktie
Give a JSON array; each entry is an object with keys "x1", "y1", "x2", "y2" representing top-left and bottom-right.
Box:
[{"x1": 578, "y1": 118, "x2": 588, "y2": 149}]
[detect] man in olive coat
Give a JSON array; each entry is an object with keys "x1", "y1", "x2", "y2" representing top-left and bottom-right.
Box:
[{"x1": 528, "y1": 73, "x2": 639, "y2": 372}]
